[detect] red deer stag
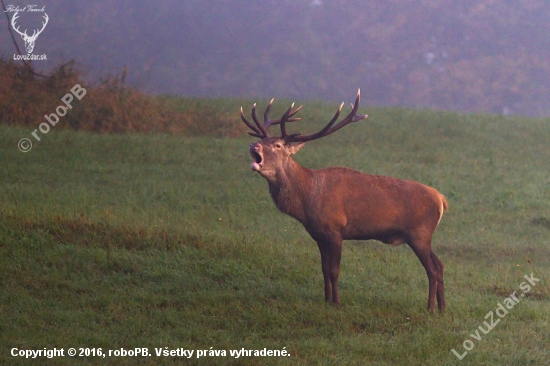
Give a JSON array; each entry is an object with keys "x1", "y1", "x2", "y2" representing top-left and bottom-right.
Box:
[{"x1": 241, "y1": 90, "x2": 447, "y2": 312}]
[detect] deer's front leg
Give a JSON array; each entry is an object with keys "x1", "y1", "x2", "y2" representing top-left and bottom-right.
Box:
[
  {"x1": 316, "y1": 238, "x2": 343, "y2": 306},
  {"x1": 318, "y1": 243, "x2": 333, "y2": 303}
]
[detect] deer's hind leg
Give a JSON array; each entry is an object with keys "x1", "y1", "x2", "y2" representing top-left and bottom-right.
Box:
[{"x1": 408, "y1": 237, "x2": 445, "y2": 312}]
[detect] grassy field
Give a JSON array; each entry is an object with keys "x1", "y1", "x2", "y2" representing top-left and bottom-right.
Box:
[{"x1": 1, "y1": 103, "x2": 549, "y2": 365}]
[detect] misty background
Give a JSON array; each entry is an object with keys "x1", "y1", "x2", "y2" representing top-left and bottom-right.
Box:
[{"x1": 1, "y1": 0, "x2": 549, "y2": 117}]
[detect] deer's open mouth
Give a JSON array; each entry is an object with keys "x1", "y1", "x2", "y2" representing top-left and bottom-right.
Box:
[{"x1": 250, "y1": 150, "x2": 263, "y2": 171}]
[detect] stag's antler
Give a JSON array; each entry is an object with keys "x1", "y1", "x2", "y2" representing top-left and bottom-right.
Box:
[
  {"x1": 241, "y1": 90, "x2": 368, "y2": 141},
  {"x1": 240, "y1": 99, "x2": 302, "y2": 138},
  {"x1": 283, "y1": 89, "x2": 368, "y2": 143}
]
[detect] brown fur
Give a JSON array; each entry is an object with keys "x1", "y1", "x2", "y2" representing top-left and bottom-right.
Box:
[{"x1": 249, "y1": 138, "x2": 447, "y2": 312}]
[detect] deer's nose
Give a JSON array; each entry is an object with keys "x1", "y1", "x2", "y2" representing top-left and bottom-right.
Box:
[{"x1": 249, "y1": 142, "x2": 260, "y2": 152}]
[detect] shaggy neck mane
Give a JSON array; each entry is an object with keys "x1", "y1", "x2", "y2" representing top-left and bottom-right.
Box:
[{"x1": 267, "y1": 157, "x2": 312, "y2": 225}]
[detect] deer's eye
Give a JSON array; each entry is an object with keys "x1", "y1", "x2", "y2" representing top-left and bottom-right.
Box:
[{"x1": 275, "y1": 143, "x2": 282, "y2": 149}]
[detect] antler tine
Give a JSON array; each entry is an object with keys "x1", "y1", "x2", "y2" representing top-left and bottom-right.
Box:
[
  {"x1": 251, "y1": 104, "x2": 269, "y2": 137},
  {"x1": 261, "y1": 99, "x2": 302, "y2": 131},
  {"x1": 286, "y1": 104, "x2": 303, "y2": 118},
  {"x1": 324, "y1": 88, "x2": 368, "y2": 135},
  {"x1": 278, "y1": 103, "x2": 302, "y2": 139},
  {"x1": 288, "y1": 102, "x2": 344, "y2": 142},
  {"x1": 286, "y1": 89, "x2": 368, "y2": 143},
  {"x1": 241, "y1": 99, "x2": 301, "y2": 139},
  {"x1": 260, "y1": 98, "x2": 279, "y2": 134},
  {"x1": 263, "y1": 98, "x2": 275, "y2": 126},
  {"x1": 286, "y1": 104, "x2": 303, "y2": 122},
  {"x1": 240, "y1": 106, "x2": 263, "y2": 137}
]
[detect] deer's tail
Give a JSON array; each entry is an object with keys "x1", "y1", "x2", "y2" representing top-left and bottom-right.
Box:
[
  {"x1": 436, "y1": 195, "x2": 448, "y2": 228},
  {"x1": 441, "y1": 195, "x2": 449, "y2": 212}
]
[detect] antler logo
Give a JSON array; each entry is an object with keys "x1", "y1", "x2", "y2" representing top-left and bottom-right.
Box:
[{"x1": 11, "y1": 11, "x2": 49, "y2": 54}]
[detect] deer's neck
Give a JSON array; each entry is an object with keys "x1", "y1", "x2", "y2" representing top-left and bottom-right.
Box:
[{"x1": 267, "y1": 157, "x2": 312, "y2": 224}]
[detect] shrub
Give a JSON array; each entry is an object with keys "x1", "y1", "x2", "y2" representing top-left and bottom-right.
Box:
[{"x1": 0, "y1": 59, "x2": 247, "y2": 137}]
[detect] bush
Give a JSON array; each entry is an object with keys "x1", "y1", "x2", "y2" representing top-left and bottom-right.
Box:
[{"x1": 0, "y1": 59, "x2": 247, "y2": 137}]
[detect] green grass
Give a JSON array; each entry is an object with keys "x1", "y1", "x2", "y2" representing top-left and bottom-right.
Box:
[{"x1": 1, "y1": 104, "x2": 550, "y2": 365}]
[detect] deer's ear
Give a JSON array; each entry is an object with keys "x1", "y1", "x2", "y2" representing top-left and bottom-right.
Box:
[{"x1": 287, "y1": 141, "x2": 305, "y2": 155}]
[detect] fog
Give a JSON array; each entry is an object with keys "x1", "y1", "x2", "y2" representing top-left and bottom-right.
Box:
[{"x1": 2, "y1": 0, "x2": 549, "y2": 116}]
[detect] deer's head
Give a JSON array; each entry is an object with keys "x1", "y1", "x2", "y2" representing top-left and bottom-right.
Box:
[
  {"x1": 11, "y1": 12, "x2": 49, "y2": 54},
  {"x1": 241, "y1": 90, "x2": 368, "y2": 181},
  {"x1": 248, "y1": 137, "x2": 304, "y2": 180}
]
